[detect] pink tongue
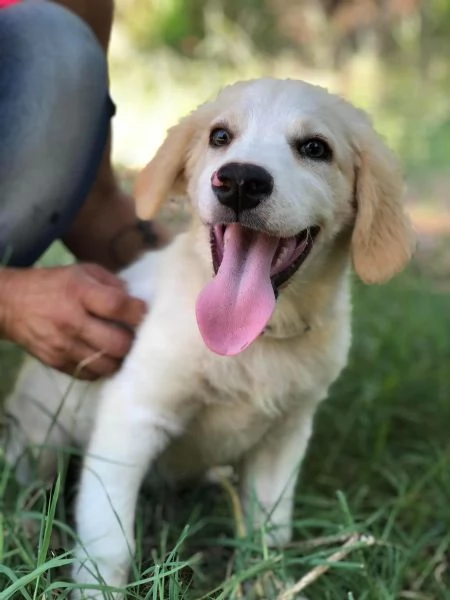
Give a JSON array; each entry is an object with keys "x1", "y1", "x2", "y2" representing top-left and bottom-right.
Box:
[{"x1": 196, "y1": 224, "x2": 279, "y2": 356}]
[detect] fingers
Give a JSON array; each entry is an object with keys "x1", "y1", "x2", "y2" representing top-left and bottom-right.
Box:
[
  {"x1": 81, "y1": 283, "x2": 147, "y2": 329},
  {"x1": 33, "y1": 341, "x2": 121, "y2": 381},
  {"x1": 61, "y1": 340, "x2": 122, "y2": 381},
  {"x1": 2, "y1": 264, "x2": 146, "y2": 380},
  {"x1": 78, "y1": 315, "x2": 133, "y2": 359},
  {"x1": 72, "y1": 341, "x2": 121, "y2": 380}
]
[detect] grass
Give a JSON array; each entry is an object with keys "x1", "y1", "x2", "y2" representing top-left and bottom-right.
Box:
[{"x1": 1, "y1": 254, "x2": 450, "y2": 599}]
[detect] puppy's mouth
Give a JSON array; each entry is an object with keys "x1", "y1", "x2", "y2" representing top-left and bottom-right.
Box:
[
  {"x1": 196, "y1": 223, "x2": 320, "y2": 357},
  {"x1": 210, "y1": 224, "x2": 320, "y2": 288}
]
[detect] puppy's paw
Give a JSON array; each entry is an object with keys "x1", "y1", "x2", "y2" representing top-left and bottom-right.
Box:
[
  {"x1": 71, "y1": 548, "x2": 127, "y2": 600},
  {"x1": 71, "y1": 589, "x2": 124, "y2": 600},
  {"x1": 261, "y1": 523, "x2": 293, "y2": 549}
]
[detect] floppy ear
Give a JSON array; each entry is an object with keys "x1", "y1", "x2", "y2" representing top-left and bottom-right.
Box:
[
  {"x1": 134, "y1": 116, "x2": 196, "y2": 219},
  {"x1": 134, "y1": 102, "x2": 217, "y2": 220},
  {"x1": 351, "y1": 128, "x2": 416, "y2": 284}
]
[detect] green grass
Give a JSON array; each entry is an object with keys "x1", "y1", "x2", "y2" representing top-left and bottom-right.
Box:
[{"x1": 1, "y1": 260, "x2": 450, "y2": 599}]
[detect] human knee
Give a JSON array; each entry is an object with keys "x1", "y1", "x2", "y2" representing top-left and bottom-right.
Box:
[{"x1": 0, "y1": 1, "x2": 108, "y2": 116}]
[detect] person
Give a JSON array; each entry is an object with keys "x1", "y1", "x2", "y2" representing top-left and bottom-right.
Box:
[{"x1": 0, "y1": 0, "x2": 166, "y2": 380}]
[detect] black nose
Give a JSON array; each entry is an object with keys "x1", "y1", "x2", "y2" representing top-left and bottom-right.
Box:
[{"x1": 211, "y1": 162, "x2": 274, "y2": 213}]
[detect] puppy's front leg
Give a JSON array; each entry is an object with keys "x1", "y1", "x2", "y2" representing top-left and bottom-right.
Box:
[
  {"x1": 71, "y1": 362, "x2": 196, "y2": 598},
  {"x1": 239, "y1": 395, "x2": 322, "y2": 547}
]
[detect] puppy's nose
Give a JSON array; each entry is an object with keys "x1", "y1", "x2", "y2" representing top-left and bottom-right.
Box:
[{"x1": 211, "y1": 162, "x2": 274, "y2": 213}]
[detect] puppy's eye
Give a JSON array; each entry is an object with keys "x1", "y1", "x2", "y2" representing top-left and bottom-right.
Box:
[
  {"x1": 209, "y1": 128, "x2": 233, "y2": 148},
  {"x1": 296, "y1": 138, "x2": 332, "y2": 161}
]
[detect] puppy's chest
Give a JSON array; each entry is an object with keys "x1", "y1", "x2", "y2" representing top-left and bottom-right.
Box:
[
  {"x1": 159, "y1": 344, "x2": 311, "y2": 477},
  {"x1": 161, "y1": 392, "x2": 272, "y2": 477},
  {"x1": 197, "y1": 335, "x2": 323, "y2": 410}
]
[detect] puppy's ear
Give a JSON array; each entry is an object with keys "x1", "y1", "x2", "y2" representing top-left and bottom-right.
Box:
[
  {"x1": 351, "y1": 125, "x2": 415, "y2": 284},
  {"x1": 134, "y1": 114, "x2": 198, "y2": 219}
]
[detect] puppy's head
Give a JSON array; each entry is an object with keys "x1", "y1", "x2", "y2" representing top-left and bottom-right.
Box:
[{"x1": 136, "y1": 79, "x2": 415, "y2": 355}]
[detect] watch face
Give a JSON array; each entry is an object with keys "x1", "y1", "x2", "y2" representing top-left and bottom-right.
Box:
[{"x1": 137, "y1": 220, "x2": 158, "y2": 247}]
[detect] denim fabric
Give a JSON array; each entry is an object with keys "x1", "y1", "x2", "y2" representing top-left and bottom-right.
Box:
[{"x1": 0, "y1": 1, "x2": 113, "y2": 266}]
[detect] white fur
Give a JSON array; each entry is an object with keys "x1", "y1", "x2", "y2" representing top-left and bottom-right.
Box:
[{"x1": 3, "y1": 78, "x2": 414, "y2": 599}]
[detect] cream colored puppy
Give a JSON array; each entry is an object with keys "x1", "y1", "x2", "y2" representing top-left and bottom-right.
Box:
[{"x1": 4, "y1": 78, "x2": 414, "y2": 597}]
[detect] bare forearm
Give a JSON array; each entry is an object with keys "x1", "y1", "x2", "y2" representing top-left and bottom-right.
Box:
[
  {"x1": 53, "y1": 0, "x2": 170, "y2": 269},
  {"x1": 0, "y1": 268, "x2": 17, "y2": 339},
  {"x1": 62, "y1": 186, "x2": 168, "y2": 271}
]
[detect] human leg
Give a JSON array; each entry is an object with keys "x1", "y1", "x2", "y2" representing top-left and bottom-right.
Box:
[{"x1": 0, "y1": 1, "x2": 112, "y2": 266}]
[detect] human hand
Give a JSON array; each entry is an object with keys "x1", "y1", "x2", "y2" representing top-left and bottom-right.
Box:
[{"x1": 0, "y1": 263, "x2": 146, "y2": 380}]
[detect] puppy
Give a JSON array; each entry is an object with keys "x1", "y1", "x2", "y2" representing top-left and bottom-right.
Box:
[{"x1": 4, "y1": 78, "x2": 415, "y2": 597}]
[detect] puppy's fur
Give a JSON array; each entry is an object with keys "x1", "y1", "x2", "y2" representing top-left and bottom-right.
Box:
[{"x1": 4, "y1": 78, "x2": 414, "y2": 597}]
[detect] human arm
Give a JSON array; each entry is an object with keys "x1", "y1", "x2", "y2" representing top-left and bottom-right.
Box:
[{"x1": 53, "y1": 0, "x2": 168, "y2": 269}]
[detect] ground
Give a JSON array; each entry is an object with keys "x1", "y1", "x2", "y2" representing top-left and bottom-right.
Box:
[{"x1": 1, "y1": 185, "x2": 449, "y2": 599}]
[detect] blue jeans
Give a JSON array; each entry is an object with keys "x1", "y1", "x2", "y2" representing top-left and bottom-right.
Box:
[{"x1": 0, "y1": 1, "x2": 113, "y2": 266}]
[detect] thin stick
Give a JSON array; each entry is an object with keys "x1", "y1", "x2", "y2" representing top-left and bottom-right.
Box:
[
  {"x1": 277, "y1": 533, "x2": 375, "y2": 600},
  {"x1": 285, "y1": 532, "x2": 357, "y2": 551}
]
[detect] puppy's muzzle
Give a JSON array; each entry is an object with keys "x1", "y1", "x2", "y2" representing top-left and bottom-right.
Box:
[{"x1": 211, "y1": 162, "x2": 273, "y2": 215}]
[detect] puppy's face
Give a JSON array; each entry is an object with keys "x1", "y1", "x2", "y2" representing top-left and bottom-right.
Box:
[
  {"x1": 190, "y1": 79, "x2": 354, "y2": 244},
  {"x1": 136, "y1": 79, "x2": 415, "y2": 355}
]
